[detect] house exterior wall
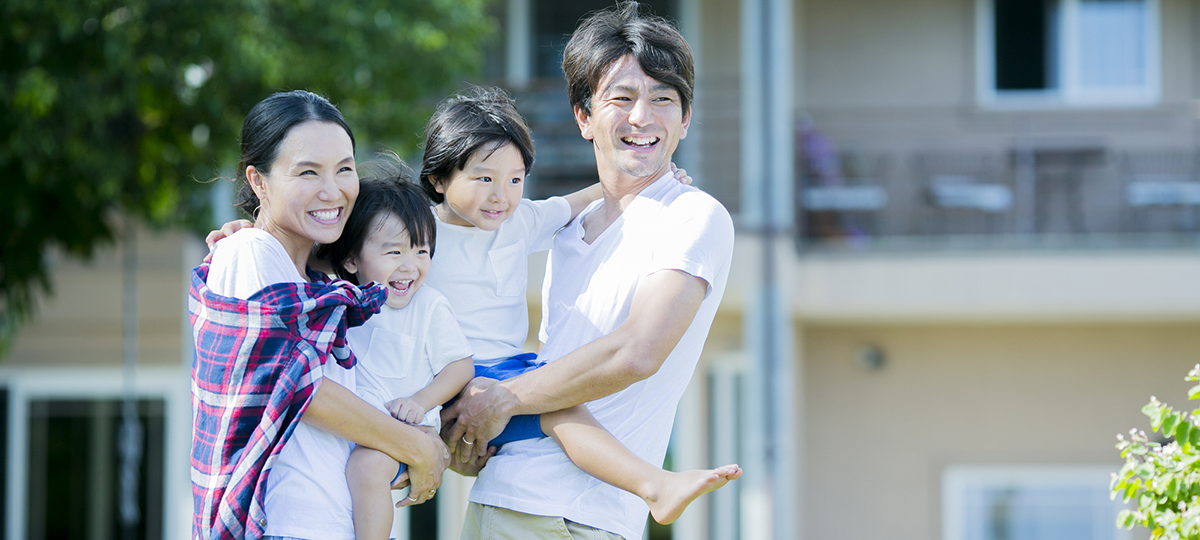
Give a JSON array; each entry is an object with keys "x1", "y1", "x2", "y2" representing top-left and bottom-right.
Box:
[
  {"x1": 801, "y1": 0, "x2": 1198, "y2": 152},
  {"x1": 693, "y1": 0, "x2": 745, "y2": 213},
  {"x1": 7, "y1": 227, "x2": 194, "y2": 368},
  {"x1": 801, "y1": 322, "x2": 1199, "y2": 540}
]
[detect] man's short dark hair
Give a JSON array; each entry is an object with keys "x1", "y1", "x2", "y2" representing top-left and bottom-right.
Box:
[{"x1": 561, "y1": 1, "x2": 695, "y2": 117}]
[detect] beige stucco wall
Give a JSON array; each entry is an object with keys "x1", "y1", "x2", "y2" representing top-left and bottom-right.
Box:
[
  {"x1": 693, "y1": 0, "x2": 744, "y2": 213},
  {"x1": 802, "y1": 322, "x2": 1200, "y2": 540},
  {"x1": 6, "y1": 227, "x2": 198, "y2": 368}
]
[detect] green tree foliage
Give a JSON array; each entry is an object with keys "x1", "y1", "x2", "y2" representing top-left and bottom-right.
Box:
[
  {"x1": 1, "y1": 0, "x2": 496, "y2": 353},
  {"x1": 1113, "y1": 365, "x2": 1200, "y2": 540}
]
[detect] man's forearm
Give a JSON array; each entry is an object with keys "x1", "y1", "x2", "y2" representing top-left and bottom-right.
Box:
[{"x1": 500, "y1": 269, "x2": 707, "y2": 416}]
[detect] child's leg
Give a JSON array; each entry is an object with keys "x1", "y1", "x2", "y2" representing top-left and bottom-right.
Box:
[
  {"x1": 346, "y1": 445, "x2": 402, "y2": 540},
  {"x1": 540, "y1": 405, "x2": 742, "y2": 525}
]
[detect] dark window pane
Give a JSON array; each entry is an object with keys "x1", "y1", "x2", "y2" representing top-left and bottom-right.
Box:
[
  {"x1": 532, "y1": 0, "x2": 676, "y2": 79},
  {"x1": 26, "y1": 399, "x2": 165, "y2": 540},
  {"x1": 409, "y1": 496, "x2": 438, "y2": 539},
  {"x1": 995, "y1": 0, "x2": 1054, "y2": 90}
]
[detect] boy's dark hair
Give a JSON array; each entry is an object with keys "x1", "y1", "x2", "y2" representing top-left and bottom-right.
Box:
[
  {"x1": 321, "y1": 158, "x2": 436, "y2": 285},
  {"x1": 419, "y1": 85, "x2": 535, "y2": 204},
  {"x1": 233, "y1": 90, "x2": 355, "y2": 217},
  {"x1": 561, "y1": 1, "x2": 694, "y2": 117}
]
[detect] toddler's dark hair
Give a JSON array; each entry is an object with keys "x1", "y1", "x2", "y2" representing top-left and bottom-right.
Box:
[
  {"x1": 419, "y1": 85, "x2": 535, "y2": 204},
  {"x1": 321, "y1": 157, "x2": 435, "y2": 285}
]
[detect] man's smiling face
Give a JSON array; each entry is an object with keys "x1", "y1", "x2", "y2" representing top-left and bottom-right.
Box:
[{"x1": 574, "y1": 55, "x2": 691, "y2": 185}]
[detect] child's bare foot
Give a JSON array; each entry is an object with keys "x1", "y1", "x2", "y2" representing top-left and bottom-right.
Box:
[{"x1": 645, "y1": 464, "x2": 742, "y2": 524}]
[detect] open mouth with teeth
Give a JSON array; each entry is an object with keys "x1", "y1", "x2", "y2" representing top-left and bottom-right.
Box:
[
  {"x1": 308, "y1": 208, "x2": 342, "y2": 224},
  {"x1": 389, "y1": 279, "x2": 414, "y2": 296},
  {"x1": 622, "y1": 136, "x2": 660, "y2": 148}
]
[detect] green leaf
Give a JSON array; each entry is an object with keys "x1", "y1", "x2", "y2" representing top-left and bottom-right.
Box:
[
  {"x1": 1119, "y1": 509, "x2": 1137, "y2": 529},
  {"x1": 1126, "y1": 482, "x2": 1141, "y2": 503},
  {"x1": 1177, "y1": 422, "x2": 1192, "y2": 446},
  {"x1": 1165, "y1": 414, "x2": 1181, "y2": 436},
  {"x1": 1188, "y1": 384, "x2": 1200, "y2": 400}
]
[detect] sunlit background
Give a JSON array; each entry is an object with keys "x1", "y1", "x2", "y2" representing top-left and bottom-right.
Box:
[{"x1": 3, "y1": 0, "x2": 1199, "y2": 539}]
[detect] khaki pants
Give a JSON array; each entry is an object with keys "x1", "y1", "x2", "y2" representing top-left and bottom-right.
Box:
[{"x1": 459, "y1": 502, "x2": 624, "y2": 540}]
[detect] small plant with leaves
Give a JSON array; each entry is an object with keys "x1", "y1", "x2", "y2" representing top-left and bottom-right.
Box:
[{"x1": 1113, "y1": 364, "x2": 1200, "y2": 540}]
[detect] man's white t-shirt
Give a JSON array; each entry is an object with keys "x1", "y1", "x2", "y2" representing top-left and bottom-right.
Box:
[
  {"x1": 206, "y1": 227, "x2": 358, "y2": 540},
  {"x1": 347, "y1": 285, "x2": 473, "y2": 431},
  {"x1": 467, "y1": 173, "x2": 735, "y2": 540},
  {"x1": 426, "y1": 197, "x2": 571, "y2": 364}
]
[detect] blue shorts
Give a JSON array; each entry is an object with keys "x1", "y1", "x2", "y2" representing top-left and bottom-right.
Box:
[
  {"x1": 473, "y1": 353, "x2": 546, "y2": 447},
  {"x1": 393, "y1": 354, "x2": 547, "y2": 483}
]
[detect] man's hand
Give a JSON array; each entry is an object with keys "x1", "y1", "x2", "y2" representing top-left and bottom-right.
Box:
[
  {"x1": 442, "y1": 377, "x2": 516, "y2": 461},
  {"x1": 395, "y1": 426, "x2": 450, "y2": 507},
  {"x1": 386, "y1": 396, "x2": 428, "y2": 425}
]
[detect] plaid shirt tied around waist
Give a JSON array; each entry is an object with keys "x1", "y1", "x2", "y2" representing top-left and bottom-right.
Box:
[{"x1": 189, "y1": 263, "x2": 385, "y2": 540}]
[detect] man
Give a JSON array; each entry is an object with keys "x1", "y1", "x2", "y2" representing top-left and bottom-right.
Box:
[{"x1": 443, "y1": 3, "x2": 737, "y2": 539}]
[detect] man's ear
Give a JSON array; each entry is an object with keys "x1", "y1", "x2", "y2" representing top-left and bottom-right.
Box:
[
  {"x1": 680, "y1": 107, "x2": 692, "y2": 140},
  {"x1": 574, "y1": 105, "x2": 594, "y2": 142}
]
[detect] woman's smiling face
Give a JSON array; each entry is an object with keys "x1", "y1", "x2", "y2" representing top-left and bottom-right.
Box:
[{"x1": 249, "y1": 120, "x2": 358, "y2": 258}]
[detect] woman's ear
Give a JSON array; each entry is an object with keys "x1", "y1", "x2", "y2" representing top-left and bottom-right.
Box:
[
  {"x1": 247, "y1": 165, "x2": 268, "y2": 201},
  {"x1": 342, "y1": 257, "x2": 358, "y2": 275}
]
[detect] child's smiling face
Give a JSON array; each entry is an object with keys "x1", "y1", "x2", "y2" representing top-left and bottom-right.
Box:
[
  {"x1": 344, "y1": 213, "x2": 431, "y2": 309},
  {"x1": 433, "y1": 142, "x2": 526, "y2": 230}
]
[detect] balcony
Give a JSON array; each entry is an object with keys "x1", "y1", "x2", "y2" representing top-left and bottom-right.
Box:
[{"x1": 795, "y1": 145, "x2": 1200, "y2": 252}]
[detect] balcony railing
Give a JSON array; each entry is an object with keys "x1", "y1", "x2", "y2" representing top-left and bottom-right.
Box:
[{"x1": 796, "y1": 146, "x2": 1200, "y2": 251}]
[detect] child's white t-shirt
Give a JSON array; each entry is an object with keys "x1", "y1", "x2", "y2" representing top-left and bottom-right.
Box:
[
  {"x1": 346, "y1": 285, "x2": 473, "y2": 431},
  {"x1": 426, "y1": 197, "x2": 571, "y2": 364},
  {"x1": 206, "y1": 227, "x2": 359, "y2": 540}
]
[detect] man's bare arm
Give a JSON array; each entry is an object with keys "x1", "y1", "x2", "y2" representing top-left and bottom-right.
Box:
[{"x1": 444, "y1": 268, "x2": 707, "y2": 456}]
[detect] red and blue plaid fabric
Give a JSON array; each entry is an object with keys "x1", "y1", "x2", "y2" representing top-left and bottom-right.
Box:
[{"x1": 188, "y1": 262, "x2": 385, "y2": 540}]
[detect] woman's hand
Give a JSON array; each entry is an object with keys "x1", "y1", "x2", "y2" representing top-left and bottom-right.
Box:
[{"x1": 394, "y1": 426, "x2": 450, "y2": 507}]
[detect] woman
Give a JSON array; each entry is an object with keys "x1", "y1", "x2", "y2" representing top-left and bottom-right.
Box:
[{"x1": 189, "y1": 90, "x2": 449, "y2": 540}]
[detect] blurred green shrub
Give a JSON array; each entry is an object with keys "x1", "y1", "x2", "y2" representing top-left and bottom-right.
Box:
[{"x1": 1113, "y1": 364, "x2": 1200, "y2": 540}]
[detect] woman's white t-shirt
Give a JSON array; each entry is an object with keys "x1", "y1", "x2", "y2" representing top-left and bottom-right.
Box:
[{"x1": 206, "y1": 228, "x2": 358, "y2": 540}]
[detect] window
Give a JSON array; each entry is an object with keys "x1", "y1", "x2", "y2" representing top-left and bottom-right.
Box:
[
  {"x1": 943, "y1": 466, "x2": 1130, "y2": 540},
  {"x1": 978, "y1": 0, "x2": 1160, "y2": 107},
  {"x1": 25, "y1": 398, "x2": 166, "y2": 540},
  {"x1": 531, "y1": 0, "x2": 675, "y2": 79}
]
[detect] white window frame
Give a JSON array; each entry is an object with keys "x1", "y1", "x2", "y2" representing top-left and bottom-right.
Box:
[
  {"x1": 975, "y1": 0, "x2": 1162, "y2": 109},
  {"x1": 942, "y1": 465, "x2": 1132, "y2": 540},
  {"x1": 2, "y1": 366, "x2": 192, "y2": 540}
]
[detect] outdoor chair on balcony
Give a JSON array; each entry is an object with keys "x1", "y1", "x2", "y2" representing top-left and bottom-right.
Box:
[
  {"x1": 1118, "y1": 150, "x2": 1200, "y2": 233},
  {"x1": 912, "y1": 152, "x2": 1014, "y2": 235},
  {"x1": 797, "y1": 151, "x2": 891, "y2": 240}
]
